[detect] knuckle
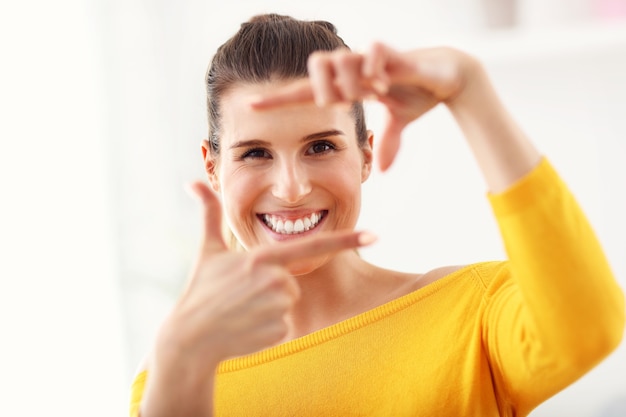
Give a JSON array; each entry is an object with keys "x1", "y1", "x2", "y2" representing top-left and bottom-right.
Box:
[
  {"x1": 308, "y1": 51, "x2": 328, "y2": 69},
  {"x1": 369, "y1": 41, "x2": 385, "y2": 54},
  {"x1": 245, "y1": 250, "x2": 266, "y2": 271},
  {"x1": 272, "y1": 294, "x2": 292, "y2": 311},
  {"x1": 255, "y1": 321, "x2": 288, "y2": 347},
  {"x1": 333, "y1": 50, "x2": 353, "y2": 66},
  {"x1": 269, "y1": 321, "x2": 289, "y2": 340},
  {"x1": 265, "y1": 273, "x2": 287, "y2": 290}
]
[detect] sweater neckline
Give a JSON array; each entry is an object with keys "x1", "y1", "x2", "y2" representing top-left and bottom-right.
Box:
[{"x1": 217, "y1": 263, "x2": 481, "y2": 373}]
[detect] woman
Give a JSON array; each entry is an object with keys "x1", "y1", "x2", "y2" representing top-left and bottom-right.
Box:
[{"x1": 130, "y1": 13, "x2": 624, "y2": 417}]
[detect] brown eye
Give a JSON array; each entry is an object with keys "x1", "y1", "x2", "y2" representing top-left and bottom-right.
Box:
[
  {"x1": 306, "y1": 141, "x2": 335, "y2": 155},
  {"x1": 241, "y1": 148, "x2": 271, "y2": 159}
]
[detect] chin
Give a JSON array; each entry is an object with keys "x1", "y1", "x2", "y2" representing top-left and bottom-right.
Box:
[{"x1": 287, "y1": 255, "x2": 329, "y2": 277}]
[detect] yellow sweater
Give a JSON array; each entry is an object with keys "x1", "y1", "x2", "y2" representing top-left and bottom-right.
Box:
[{"x1": 129, "y1": 159, "x2": 624, "y2": 416}]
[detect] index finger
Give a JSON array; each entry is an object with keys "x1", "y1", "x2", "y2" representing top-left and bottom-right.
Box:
[
  {"x1": 251, "y1": 77, "x2": 388, "y2": 110},
  {"x1": 252, "y1": 230, "x2": 377, "y2": 266},
  {"x1": 249, "y1": 78, "x2": 315, "y2": 109}
]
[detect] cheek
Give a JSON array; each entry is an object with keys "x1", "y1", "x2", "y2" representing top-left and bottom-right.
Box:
[
  {"x1": 220, "y1": 170, "x2": 262, "y2": 233},
  {"x1": 318, "y1": 160, "x2": 363, "y2": 216},
  {"x1": 335, "y1": 157, "x2": 364, "y2": 193}
]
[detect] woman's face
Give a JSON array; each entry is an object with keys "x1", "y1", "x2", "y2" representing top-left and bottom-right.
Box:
[{"x1": 204, "y1": 81, "x2": 373, "y2": 274}]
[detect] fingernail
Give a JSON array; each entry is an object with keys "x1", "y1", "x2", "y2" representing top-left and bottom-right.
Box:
[{"x1": 358, "y1": 231, "x2": 378, "y2": 246}]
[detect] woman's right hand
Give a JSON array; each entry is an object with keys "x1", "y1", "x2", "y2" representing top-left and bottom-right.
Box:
[{"x1": 140, "y1": 180, "x2": 374, "y2": 417}]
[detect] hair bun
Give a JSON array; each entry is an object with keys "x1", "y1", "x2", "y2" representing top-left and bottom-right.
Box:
[
  {"x1": 245, "y1": 14, "x2": 338, "y2": 35},
  {"x1": 247, "y1": 13, "x2": 291, "y2": 24},
  {"x1": 311, "y1": 20, "x2": 338, "y2": 35}
]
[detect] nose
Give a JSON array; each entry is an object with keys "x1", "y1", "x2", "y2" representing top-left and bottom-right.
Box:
[{"x1": 271, "y1": 158, "x2": 312, "y2": 204}]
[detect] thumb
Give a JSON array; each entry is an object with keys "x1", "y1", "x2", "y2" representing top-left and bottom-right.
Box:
[
  {"x1": 185, "y1": 181, "x2": 227, "y2": 254},
  {"x1": 376, "y1": 112, "x2": 406, "y2": 172}
]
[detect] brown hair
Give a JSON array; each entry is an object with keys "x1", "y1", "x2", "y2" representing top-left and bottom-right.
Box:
[{"x1": 205, "y1": 13, "x2": 368, "y2": 156}]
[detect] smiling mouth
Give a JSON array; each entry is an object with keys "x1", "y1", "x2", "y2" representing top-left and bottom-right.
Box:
[{"x1": 260, "y1": 210, "x2": 327, "y2": 235}]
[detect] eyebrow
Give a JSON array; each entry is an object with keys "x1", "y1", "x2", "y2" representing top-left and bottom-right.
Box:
[{"x1": 228, "y1": 129, "x2": 346, "y2": 150}]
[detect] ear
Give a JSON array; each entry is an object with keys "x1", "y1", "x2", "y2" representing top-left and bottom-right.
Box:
[
  {"x1": 201, "y1": 139, "x2": 221, "y2": 193},
  {"x1": 360, "y1": 130, "x2": 374, "y2": 183}
]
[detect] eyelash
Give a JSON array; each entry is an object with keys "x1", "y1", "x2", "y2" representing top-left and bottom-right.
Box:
[
  {"x1": 238, "y1": 140, "x2": 337, "y2": 160},
  {"x1": 239, "y1": 148, "x2": 270, "y2": 160},
  {"x1": 306, "y1": 140, "x2": 336, "y2": 155}
]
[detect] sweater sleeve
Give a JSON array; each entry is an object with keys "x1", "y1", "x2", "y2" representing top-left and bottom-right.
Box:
[
  {"x1": 482, "y1": 157, "x2": 625, "y2": 415},
  {"x1": 129, "y1": 370, "x2": 148, "y2": 417}
]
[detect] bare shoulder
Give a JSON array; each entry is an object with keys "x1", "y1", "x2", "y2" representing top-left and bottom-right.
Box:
[
  {"x1": 134, "y1": 354, "x2": 150, "y2": 376},
  {"x1": 411, "y1": 264, "x2": 468, "y2": 291},
  {"x1": 361, "y1": 262, "x2": 466, "y2": 304}
]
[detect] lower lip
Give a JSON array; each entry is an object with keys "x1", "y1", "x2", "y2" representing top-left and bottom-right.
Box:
[{"x1": 259, "y1": 213, "x2": 327, "y2": 241}]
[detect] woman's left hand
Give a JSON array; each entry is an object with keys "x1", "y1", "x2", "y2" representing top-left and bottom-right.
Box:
[{"x1": 251, "y1": 43, "x2": 480, "y2": 171}]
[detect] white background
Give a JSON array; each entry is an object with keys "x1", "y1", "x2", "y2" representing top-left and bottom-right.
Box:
[{"x1": 0, "y1": 0, "x2": 625, "y2": 416}]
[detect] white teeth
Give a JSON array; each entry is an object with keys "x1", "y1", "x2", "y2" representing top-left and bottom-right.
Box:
[{"x1": 262, "y1": 211, "x2": 324, "y2": 235}]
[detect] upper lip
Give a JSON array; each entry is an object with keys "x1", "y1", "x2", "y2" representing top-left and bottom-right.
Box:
[{"x1": 257, "y1": 209, "x2": 325, "y2": 219}]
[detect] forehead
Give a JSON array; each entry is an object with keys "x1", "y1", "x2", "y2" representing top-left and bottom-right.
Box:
[{"x1": 219, "y1": 82, "x2": 356, "y2": 144}]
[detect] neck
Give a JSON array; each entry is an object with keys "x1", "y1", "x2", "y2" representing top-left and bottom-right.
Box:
[{"x1": 287, "y1": 250, "x2": 374, "y2": 338}]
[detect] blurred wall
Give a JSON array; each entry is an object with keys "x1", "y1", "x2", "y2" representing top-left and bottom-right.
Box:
[{"x1": 0, "y1": 1, "x2": 127, "y2": 416}]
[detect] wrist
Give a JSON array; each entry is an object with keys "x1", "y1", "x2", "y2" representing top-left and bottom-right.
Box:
[
  {"x1": 154, "y1": 313, "x2": 224, "y2": 373},
  {"x1": 440, "y1": 54, "x2": 541, "y2": 192},
  {"x1": 141, "y1": 362, "x2": 217, "y2": 417},
  {"x1": 444, "y1": 55, "x2": 492, "y2": 114},
  {"x1": 141, "y1": 337, "x2": 220, "y2": 417}
]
